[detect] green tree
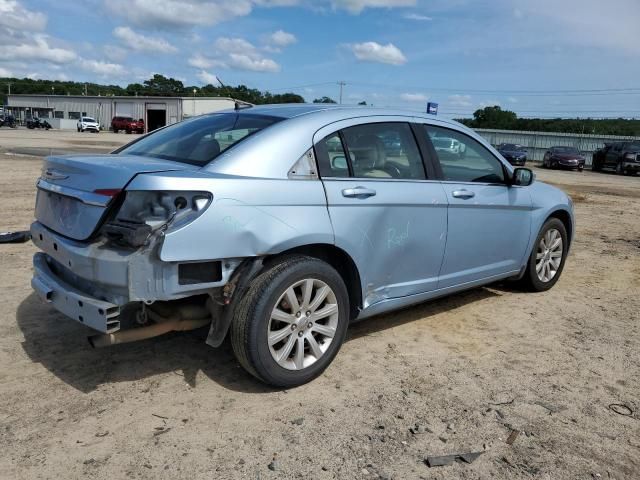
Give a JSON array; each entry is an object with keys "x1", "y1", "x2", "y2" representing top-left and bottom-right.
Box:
[
  {"x1": 313, "y1": 96, "x2": 337, "y2": 104},
  {"x1": 471, "y1": 106, "x2": 517, "y2": 129}
]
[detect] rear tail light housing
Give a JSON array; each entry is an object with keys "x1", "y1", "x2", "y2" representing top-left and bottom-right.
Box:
[{"x1": 102, "y1": 191, "x2": 212, "y2": 247}]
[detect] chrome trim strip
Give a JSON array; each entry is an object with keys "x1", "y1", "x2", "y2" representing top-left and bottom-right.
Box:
[{"x1": 36, "y1": 179, "x2": 112, "y2": 207}]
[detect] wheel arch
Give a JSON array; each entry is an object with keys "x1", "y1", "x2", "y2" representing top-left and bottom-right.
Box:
[
  {"x1": 546, "y1": 208, "x2": 573, "y2": 247},
  {"x1": 267, "y1": 243, "x2": 363, "y2": 321}
]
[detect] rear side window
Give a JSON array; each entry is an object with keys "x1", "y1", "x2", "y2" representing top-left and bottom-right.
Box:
[
  {"x1": 422, "y1": 125, "x2": 505, "y2": 184},
  {"x1": 116, "y1": 113, "x2": 283, "y2": 166},
  {"x1": 315, "y1": 122, "x2": 426, "y2": 180}
]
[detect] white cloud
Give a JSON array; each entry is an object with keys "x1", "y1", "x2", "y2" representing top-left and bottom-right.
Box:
[
  {"x1": 190, "y1": 36, "x2": 281, "y2": 73},
  {"x1": 105, "y1": 0, "x2": 255, "y2": 28},
  {"x1": 113, "y1": 26, "x2": 177, "y2": 54},
  {"x1": 400, "y1": 92, "x2": 429, "y2": 102},
  {"x1": 508, "y1": 96, "x2": 518, "y2": 103},
  {"x1": 104, "y1": 0, "x2": 417, "y2": 29},
  {"x1": 196, "y1": 70, "x2": 220, "y2": 84},
  {"x1": 331, "y1": 0, "x2": 416, "y2": 14},
  {"x1": 448, "y1": 94, "x2": 472, "y2": 107},
  {"x1": 0, "y1": 0, "x2": 47, "y2": 33},
  {"x1": 0, "y1": 35, "x2": 77, "y2": 64},
  {"x1": 349, "y1": 41, "x2": 407, "y2": 65},
  {"x1": 0, "y1": 66, "x2": 12, "y2": 77},
  {"x1": 188, "y1": 53, "x2": 222, "y2": 69},
  {"x1": 103, "y1": 44, "x2": 127, "y2": 62},
  {"x1": 214, "y1": 37, "x2": 258, "y2": 55},
  {"x1": 228, "y1": 53, "x2": 280, "y2": 72},
  {"x1": 404, "y1": 13, "x2": 432, "y2": 21},
  {"x1": 267, "y1": 29, "x2": 297, "y2": 47},
  {"x1": 79, "y1": 58, "x2": 126, "y2": 77}
]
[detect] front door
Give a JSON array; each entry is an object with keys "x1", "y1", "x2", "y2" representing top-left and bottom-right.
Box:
[
  {"x1": 418, "y1": 124, "x2": 532, "y2": 289},
  {"x1": 314, "y1": 120, "x2": 448, "y2": 309}
]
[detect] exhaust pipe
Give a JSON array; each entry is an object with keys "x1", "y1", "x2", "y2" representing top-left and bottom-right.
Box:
[{"x1": 89, "y1": 317, "x2": 211, "y2": 348}]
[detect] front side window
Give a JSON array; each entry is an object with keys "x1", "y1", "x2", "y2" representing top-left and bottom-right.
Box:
[
  {"x1": 116, "y1": 113, "x2": 283, "y2": 166},
  {"x1": 423, "y1": 125, "x2": 505, "y2": 184}
]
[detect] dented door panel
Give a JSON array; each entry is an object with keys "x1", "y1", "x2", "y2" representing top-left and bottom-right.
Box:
[{"x1": 322, "y1": 178, "x2": 449, "y2": 308}]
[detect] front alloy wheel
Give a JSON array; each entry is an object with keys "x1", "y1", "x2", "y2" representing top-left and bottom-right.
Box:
[
  {"x1": 521, "y1": 218, "x2": 568, "y2": 291},
  {"x1": 231, "y1": 255, "x2": 349, "y2": 387},
  {"x1": 535, "y1": 228, "x2": 563, "y2": 283}
]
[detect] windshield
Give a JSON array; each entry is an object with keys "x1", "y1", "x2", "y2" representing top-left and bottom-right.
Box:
[
  {"x1": 554, "y1": 146, "x2": 579, "y2": 154},
  {"x1": 83, "y1": 117, "x2": 96, "y2": 122},
  {"x1": 116, "y1": 113, "x2": 283, "y2": 166}
]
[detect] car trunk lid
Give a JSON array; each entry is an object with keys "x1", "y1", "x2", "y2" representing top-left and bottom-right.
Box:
[{"x1": 35, "y1": 154, "x2": 196, "y2": 241}]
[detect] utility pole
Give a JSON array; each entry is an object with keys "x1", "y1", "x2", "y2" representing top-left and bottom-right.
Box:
[
  {"x1": 84, "y1": 83, "x2": 88, "y2": 96},
  {"x1": 337, "y1": 81, "x2": 346, "y2": 104},
  {"x1": 7, "y1": 82, "x2": 11, "y2": 95}
]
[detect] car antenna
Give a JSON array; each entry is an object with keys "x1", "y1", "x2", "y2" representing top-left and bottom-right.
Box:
[{"x1": 215, "y1": 75, "x2": 252, "y2": 111}]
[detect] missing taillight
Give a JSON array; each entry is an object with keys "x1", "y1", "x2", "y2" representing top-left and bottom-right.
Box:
[{"x1": 101, "y1": 190, "x2": 213, "y2": 247}]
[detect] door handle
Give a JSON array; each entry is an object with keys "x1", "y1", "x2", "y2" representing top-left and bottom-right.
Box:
[
  {"x1": 342, "y1": 186, "x2": 377, "y2": 198},
  {"x1": 451, "y1": 189, "x2": 475, "y2": 199}
]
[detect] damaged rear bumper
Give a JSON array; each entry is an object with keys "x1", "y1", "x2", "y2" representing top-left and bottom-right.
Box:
[
  {"x1": 30, "y1": 221, "x2": 243, "y2": 333},
  {"x1": 32, "y1": 252, "x2": 121, "y2": 333}
]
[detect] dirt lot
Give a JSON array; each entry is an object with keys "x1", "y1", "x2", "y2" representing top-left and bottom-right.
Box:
[{"x1": 1, "y1": 128, "x2": 639, "y2": 479}]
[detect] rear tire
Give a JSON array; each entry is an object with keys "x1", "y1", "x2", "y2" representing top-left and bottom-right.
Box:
[
  {"x1": 520, "y1": 218, "x2": 568, "y2": 292},
  {"x1": 230, "y1": 255, "x2": 349, "y2": 387}
]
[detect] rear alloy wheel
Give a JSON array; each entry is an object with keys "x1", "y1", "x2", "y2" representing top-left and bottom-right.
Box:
[
  {"x1": 521, "y1": 218, "x2": 568, "y2": 292},
  {"x1": 231, "y1": 255, "x2": 349, "y2": 387}
]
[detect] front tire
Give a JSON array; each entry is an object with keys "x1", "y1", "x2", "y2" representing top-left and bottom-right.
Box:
[
  {"x1": 520, "y1": 218, "x2": 568, "y2": 292},
  {"x1": 231, "y1": 255, "x2": 349, "y2": 387}
]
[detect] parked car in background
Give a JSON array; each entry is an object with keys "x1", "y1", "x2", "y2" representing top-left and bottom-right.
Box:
[
  {"x1": 111, "y1": 116, "x2": 145, "y2": 134},
  {"x1": 77, "y1": 116, "x2": 100, "y2": 133},
  {"x1": 497, "y1": 143, "x2": 527, "y2": 166},
  {"x1": 542, "y1": 146, "x2": 585, "y2": 171},
  {"x1": 592, "y1": 142, "x2": 640, "y2": 175},
  {"x1": 30, "y1": 105, "x2": 574, "y2": 387},
  {"x1": 431, "y1": 136, "x2": 466, "y2": 158}
]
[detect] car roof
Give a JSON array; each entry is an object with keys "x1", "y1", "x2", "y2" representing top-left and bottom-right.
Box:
[{"x1": 230, "y1": 103, "x2": 463, "y2": 127}]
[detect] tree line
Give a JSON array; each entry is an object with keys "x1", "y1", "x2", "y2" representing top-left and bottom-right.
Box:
[
  {"x1": 457, "y1": 106, "x2": 640, "y2": 136},
  {"x1": 0, "y1": 74, "x2": 305, "y2": 104}
]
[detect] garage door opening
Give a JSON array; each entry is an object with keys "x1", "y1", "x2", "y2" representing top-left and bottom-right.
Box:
[{"x1": 146, "y1": 104, "x2": 166, "y2": 132}]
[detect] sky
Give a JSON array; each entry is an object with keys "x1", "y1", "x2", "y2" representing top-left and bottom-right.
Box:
[{"x1": 1, "y1": 0, "x2": 640, "y2": 119}]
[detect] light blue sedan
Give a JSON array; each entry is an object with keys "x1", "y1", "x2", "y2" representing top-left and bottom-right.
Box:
[{"x1": 30, "y1": 104, "x2": 574, "y2": 387}]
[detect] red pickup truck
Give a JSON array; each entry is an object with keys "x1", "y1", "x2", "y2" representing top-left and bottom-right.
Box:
[{"x1": 111, "y1": 116, "x2": 145, "y2": 134}]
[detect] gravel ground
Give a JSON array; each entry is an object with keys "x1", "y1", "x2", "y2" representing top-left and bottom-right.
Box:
[{"x1": 0, "y1": 129, "x2": 638, "y2": 479}]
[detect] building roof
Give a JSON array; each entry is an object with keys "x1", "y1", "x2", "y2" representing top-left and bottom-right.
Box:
[{"x1": 6, "y1": 94, "x2": 238, "y2": 101}]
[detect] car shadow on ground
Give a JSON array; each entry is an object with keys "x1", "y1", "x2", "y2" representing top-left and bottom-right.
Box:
[{"x1": 16, "y1": 288, "x2": 499, "y2": 394}]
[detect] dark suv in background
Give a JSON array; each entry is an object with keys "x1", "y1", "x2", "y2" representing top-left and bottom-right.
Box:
[
  {"x1": 592, "y1": 142, "x2": 640, "y2": 175},
  {"x1": 111, "y1": 116, "x2": 145, "y2": 134},
  {"x1": 497, "y1": 143, "x2": 527, "y2": 166}
]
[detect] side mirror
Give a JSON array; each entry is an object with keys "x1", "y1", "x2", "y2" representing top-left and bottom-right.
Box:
[{"x1": 512, "y1": 167, "x2": 535, "y2": 186}]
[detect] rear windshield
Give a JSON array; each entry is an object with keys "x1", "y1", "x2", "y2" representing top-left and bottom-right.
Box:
[{"x1": 116, "y1": 113, "x2": 283, "y2": 166}]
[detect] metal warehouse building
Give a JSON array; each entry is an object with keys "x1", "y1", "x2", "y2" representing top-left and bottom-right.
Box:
[{"x1": 2, "y1": 94, "x2": 244, "y2": 132}]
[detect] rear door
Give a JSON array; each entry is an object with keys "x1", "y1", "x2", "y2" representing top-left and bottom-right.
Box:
[
  {"x1": 417, "y1": 124, "x2": 532, "y2": 289},
  {"x1": 315, "y1": 118, "x2": 448, "y2": 309},
  {"x1": 605, "y1": 143, "x2": 622, "y2": 168}
]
